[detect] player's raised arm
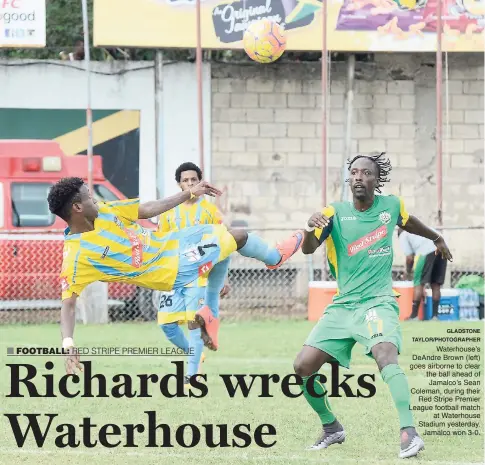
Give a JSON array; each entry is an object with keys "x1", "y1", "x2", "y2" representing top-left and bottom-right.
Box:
[
  {"x1": 401, "y1": 215, "x2": 453, "y2": 262},
  {"x1": 138, "y1": 181, "x2": 223, "y2": 219},
  {"x1": 60, "y1": 295, "x2": 83, "y2": 375}
]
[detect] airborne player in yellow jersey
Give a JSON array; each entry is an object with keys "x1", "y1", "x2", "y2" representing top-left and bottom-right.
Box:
[
  {"x1": 157, "y1": 162, "x2": 229, "y2": 383},
  {"x1": 48, "y1": 177, "x2": 303, "y2": 374}
]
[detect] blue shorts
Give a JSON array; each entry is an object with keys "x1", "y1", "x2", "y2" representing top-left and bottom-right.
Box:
[
  {"x1": 157, "y1": 286, "x2": 206, "y2": 325},
  {"x1": 173, "y1": 224, "x2": 237, "y2": 289}
]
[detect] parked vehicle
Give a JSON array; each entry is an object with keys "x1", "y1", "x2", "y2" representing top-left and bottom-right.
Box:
[{"x1": 0, "y1": 140, "x2": 156, "y2": 320}]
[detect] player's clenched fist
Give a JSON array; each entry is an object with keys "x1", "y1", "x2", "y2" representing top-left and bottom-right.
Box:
[{"x1": 307, "y1": 212, "x2": 330, "y2": 230}]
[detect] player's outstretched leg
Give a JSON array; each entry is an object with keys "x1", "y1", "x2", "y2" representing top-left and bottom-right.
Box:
[
  {"x1": 193, "y1": 228, "x2": 303, "y2": 352},
  {"x1": 236, "y1": 230, "x2": 304, "y2": 269},
  {"x1": 294, "y1": 346, "x2": 346, "y2": 450},
  {"x1": 372, "y1": 343, "x2": 425, "y2": 459}
]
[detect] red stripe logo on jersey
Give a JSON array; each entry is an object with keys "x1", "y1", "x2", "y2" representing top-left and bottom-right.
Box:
[
  {"x1": 125, "y1": 228, "x2": 143, "y2": 268},
  {"x1": 199, "y1": 262, "x2": 212, "y2": 276},
  {"x1": 348, "y1": 225, "x2": 387, "y2": 256}
]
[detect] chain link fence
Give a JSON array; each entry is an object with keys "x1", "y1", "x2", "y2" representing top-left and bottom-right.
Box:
[{"x1": 0, "y1": 226, "x2": 482, "y2": 324}]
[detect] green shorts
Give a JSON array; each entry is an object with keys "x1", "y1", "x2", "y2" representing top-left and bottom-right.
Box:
[{"x1": 304, "y1": 296, "x2": 402, "y2": 369}]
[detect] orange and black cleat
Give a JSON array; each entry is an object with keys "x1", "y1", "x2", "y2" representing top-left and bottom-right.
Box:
[
  {"x1": 266, "y1": 230, "x2": 304, "y2": 270},
  {"x1": 194, "y1": 306, "x2": 219, "y2": 351}
]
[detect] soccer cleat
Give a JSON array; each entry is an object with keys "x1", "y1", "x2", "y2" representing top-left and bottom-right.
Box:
[
  {"x1": 399, "y1": 427, "x2": 425, "y2": 459},
  {"x1": 194, "y1": 306, "x2": 219, "y2": 351},
  {"x1": 184, "y1": 375, "x2": 200, "y2": 391},
  {"x1": 308, "y1": 423, "x2": 346, "y2": 450},
  {"x1": 266, "y1": 230, "x2": 304, "y2": 270}
]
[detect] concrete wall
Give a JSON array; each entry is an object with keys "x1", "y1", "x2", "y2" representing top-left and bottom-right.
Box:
[
  {"x1": 0, "y1": 56, "x2": 482, "y2": 267},
  {"x1": 211, "y1": 54, "x2": 484, "y2": 267},
  {"x1": 0, "y1": 59, "x2": 211, "y2": 201},
  {"x1": 161, "y1": 62, "x2": 212, "y2": 197}
]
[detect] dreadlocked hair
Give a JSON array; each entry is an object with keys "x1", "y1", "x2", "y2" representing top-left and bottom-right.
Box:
[{"x1": 347, "y1": 152, "x2": 392, "y2": 193}]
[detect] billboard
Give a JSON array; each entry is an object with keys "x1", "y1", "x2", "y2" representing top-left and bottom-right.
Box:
[
  {"x1": 0, "y1": 0, "x2": 46, "y2": 47},
  {"x1": 0, "y1": 109, "x2": 141, "y2": 198},
  {"x1": 94, "y1": 0, "x2": 484, "y2": 52}
]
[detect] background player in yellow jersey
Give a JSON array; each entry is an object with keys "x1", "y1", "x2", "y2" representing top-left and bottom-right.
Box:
[
  {"x1": 157, "y1": 162, "x2": 229, "y2": 383},
  {"x1": 47, "y1": 177, "x2": 303, "y2": 375}
]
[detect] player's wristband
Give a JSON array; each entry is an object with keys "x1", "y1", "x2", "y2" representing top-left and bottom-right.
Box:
[
  {"x1": 189, "y1": 190, "x2": 196, "y2": 200},
  {"x1": 62, "y1": 337, "x2": 74, "y2": 350},
  {"x1": 305, "y1": 223, "x2": 315, "y2": 232},
  {"x1": 433, "y1": 234, "x2": 441, "y2": 243}
]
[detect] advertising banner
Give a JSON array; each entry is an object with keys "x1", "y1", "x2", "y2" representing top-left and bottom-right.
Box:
[
  {"x1": 0, "y1": 0, "x2": 46, "y2": 48},
  {"x1": 94, "y1": 0, "x2": 484, "y2": 52}
]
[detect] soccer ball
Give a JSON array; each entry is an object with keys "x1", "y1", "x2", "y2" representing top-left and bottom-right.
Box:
[{"x1": 243, "y1": 19, "x2": 287, "y2": 64}]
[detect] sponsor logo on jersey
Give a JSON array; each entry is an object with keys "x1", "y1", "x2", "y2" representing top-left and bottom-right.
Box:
[
  {"x1": 198, "y1": 262, "x2": 212, "y2": 277},
  {"x1": 379, "y1": 211, "x2": 391, "y2": 225},
  {"x1": 125, "y1": 228, "x2": 143, "y2": 268},
  {"x1": 348, "y1": 225, "x2": 387, "y2": 256},
  {"x1": 340, "y1": 216, "x2": 356, "y2": 221},
  {"x1": 114, "y1": 216, "x2": 146, "y2": 267},
  {"x1": 368, "y1": 245, "x2": 391, "y2": 257}
]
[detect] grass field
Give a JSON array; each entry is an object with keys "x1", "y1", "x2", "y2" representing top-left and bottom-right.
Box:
[{"x1": 0, "y1": 319, "x2": 483, "y2": 465}]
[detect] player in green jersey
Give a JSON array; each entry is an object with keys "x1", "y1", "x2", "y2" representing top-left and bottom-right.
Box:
[{"x1": 295, "y1": 153, "x2": 452, "y2": 459}]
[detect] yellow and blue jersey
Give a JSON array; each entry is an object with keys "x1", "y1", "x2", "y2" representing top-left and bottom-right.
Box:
[
  {"x1": 60, "y1": 199, "x2": 182, "y2": 300},
  {"x1": 158, "y1": 197, "x2": 222, "y2": 232},
  {"x1": 158, "y1": 198, "x2": 223, "y2": 287}
]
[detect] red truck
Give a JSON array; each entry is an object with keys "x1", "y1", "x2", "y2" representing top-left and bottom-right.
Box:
[{"x1": 0, "y1": 140, "x2": 156, "y2": 321}]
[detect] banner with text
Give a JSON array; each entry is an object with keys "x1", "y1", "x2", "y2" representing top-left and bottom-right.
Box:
[
  {"x1": 0, "y1": 0, "x2": 46, "y2": 48},
  {"x1": 93, "y1": 0, "x2": 484, "y2": 52}
]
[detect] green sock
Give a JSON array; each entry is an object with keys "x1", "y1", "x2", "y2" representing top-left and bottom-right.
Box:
[
  {"x1": 301, "y1": 374, "x2": 336, "y2": 425},
  {"x1": 381, "y1": 364, "x2": 414, "y2": 429}
]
